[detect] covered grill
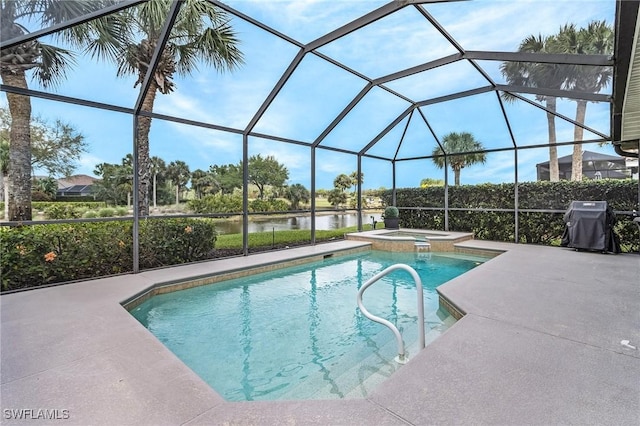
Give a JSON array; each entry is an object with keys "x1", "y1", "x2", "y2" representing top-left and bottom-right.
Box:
[{"x1": 561, "y1": 201, "x2": 621, "y2": 253}]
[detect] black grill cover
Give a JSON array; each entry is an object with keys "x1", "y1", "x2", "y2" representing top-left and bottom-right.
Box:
[{"x1": 561, "y1": 201, "x2": 621, "y2": 253}]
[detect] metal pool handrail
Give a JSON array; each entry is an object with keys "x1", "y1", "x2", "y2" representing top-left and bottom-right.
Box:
[{"x1": 356, "y1": 263, "x2": 425, "y2": 364}]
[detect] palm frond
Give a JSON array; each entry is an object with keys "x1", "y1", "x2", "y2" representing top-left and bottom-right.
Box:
[
  {"x1": 116, "y1": 43, "x2": 140, "y2": 78},
  {"x1": 194, "y1": 25, "x2": 243, "y2": 71},
  {"x1": 33, "y1": 43, "x2": 76, "y2": 88},
  {"x1": 136, "y1": 0, "x2": 171, "y2": 39},
  {"x1": 38, "y1": 0, "x2": 96, "y2": 27}
]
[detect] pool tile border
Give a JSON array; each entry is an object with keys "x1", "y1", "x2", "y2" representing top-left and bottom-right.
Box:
[{"x1": 122, "y1": 245, "x2": 371, "y2": 311}]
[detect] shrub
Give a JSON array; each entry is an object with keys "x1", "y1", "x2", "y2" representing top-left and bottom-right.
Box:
[
  {"x1": 383, "y1": 206, "x2": 399, "y2": 218},
  {"x1": 138, "y1": 218, "x2": 217, "y2": 267},
  {"x1": 98, "y1": 208, "x2": 115, "y2": 217},
  {"x1": 31, "y1": 190, "x2": 53, "y2": 202},
  {"x1": 249, "y1": 198, "x2": 289, "y2": 212},
  {"x1": 115, "y1": 207, "x2": 129, "y2": 216},
  {"x1": 1, "y1": 218, "x2": 216, "y2": 291},
  {"x1": 1, "y1": 222, "x2": 134, "y2": 291},
  {"x1": 34, "y1": 201, "x2": 102, "y2": 211},
  {"x1": 44, "y1": 204, "x2": 85, "y2": 219},
  {"x1": 82, "y1": 210, "x2": 98, "y2": 218},
  {"x1": 188, "y1": 194, "x2": 242, "y2": 214}
]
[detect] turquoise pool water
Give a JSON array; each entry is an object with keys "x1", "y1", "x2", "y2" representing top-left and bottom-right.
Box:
[{"x1": 131, "y1": 250, "x2": 485, "y2": 401}]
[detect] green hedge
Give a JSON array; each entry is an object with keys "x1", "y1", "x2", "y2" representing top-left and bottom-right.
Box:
[
  {"x1": 1, "y1": 201, "x2": 104, "y2": 219},
  {"x1": 188, "y1": 195, "x2": 291, "y2": 214},
  {"x1": 1, "y1": 218, "x2": 216, "y2": 292},
  {"x1": 384, "y1": 180, "x2": 639, "y2": 253},
  {"x1": 33, "y1": 201, "x2": 103, "y2": 211}
]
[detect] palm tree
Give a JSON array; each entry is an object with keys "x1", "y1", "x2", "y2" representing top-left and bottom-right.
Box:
[
  {"x1": 555, "y1": 21, "x2": 613, "y2": 181},
  {"x1": 284, "y1": 183, "x2": 310, "y2": 210},
  {"x1": 500, "y1": 34, "x2": 567, "y2": 182},
  {"x1": 191, "y1": 168, "x2": 214, "y2": 199},
  {"x1": 150, "y1": 156, "x2": 166, "y2": 208},
  {"x1": 349, "y1": 171, "x2": 364, "y2": 193},
  {"x1": 0, "y1": 0, "x2": 103, "y2": 220},
  {"x1": 33, "y1": 176, "x2": 58, "y2": 199},
  {"x1": 327, "y1": 188, "x2": 347, "y2": 209},
  {"x1": 431, "y1": 132, "x2": 486, "y2": 186},
  {"x1": 166, "y1": 160, "x2": 190, "y2": 205},
  {"x1": 333, "y1": 173, "x2": 352, "y2": 192},
  {"x1": 80, "y1": 0, "x2": 243, "y2": 216}
]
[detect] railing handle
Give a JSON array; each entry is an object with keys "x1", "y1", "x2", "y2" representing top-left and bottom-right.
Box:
[{"x1": 357, "y1": 263, "x2": 425, "y2": 364}]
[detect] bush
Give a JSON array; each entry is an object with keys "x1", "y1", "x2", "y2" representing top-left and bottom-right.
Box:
[
  {"x1": 249, "y1": 198, "x2": 289, "y2": 212},
  {"x1": 98, "y1": 208, "x2": 115, "y2": 218},
  {"x1": 34, "y1": 201, "x2": 102, "y2": 211},
  {"x1": 188, "y1": 194, "x2": 242, "y2": 214},
  {"x1": 384, "y1": 180, "x2": 639, "y2": 253},
  {"x1": 31, "y1": 190, "x2": 53, "y2": 202},
  {"x1": 44, "y1": 204, "x2": 85, "y2": 219},
  {"x1": 1, "y1": 218, "x2": 216, "y2": 291},
  {"x1": 1, "y1": 222, "x2": 134, "y2": 291},
  {"x1": 138, "y1": 218, "x2": 217, "y2": 267},
  {"x1": 115, "y1": 207, "x2": 129, "y2": 216},
  {"x1": 82, "y1": 210, "x2": 98, "y2": 219},
  {"x1": 383, "y1": 206, "x2": 399, "y2": 218}
]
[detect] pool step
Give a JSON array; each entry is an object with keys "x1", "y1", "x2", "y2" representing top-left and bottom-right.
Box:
[
  {"x1": 277, "y1": 312, "x2": 456, "y2": 400},
  {"x1": 275, "y1": 323, "x2": 396, "y2": 400},
  {"x1": 315, "y1": 315, "x2": 455, "y2": 400}
]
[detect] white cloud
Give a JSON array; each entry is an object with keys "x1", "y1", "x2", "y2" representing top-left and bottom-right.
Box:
[
  {"x1": 430, "y1": 0, "x2": 613, "y2": 52},
  {"x1": 227, "y1": 0, "x2": 387, "y2": 43},
  {"x1": 75, "y1": 153, "x2": 105, "y2": 177}
]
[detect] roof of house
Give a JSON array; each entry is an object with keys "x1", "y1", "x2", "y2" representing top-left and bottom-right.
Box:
[
  {"x1": 57, "y1": 174, "x2": 98, "y2": 189},
  {"x1": 536, "y1": 151, "x2": 626, "y2": 167}
]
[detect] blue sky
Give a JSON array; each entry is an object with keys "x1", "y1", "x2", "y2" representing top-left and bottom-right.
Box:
[{"x1": 2, "y1": 0, "x2": 620, "y2": 190}]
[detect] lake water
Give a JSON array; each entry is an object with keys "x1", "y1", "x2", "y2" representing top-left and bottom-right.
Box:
[{"x1": 216, "y1": 212, "x2": 383, "y2": 234}]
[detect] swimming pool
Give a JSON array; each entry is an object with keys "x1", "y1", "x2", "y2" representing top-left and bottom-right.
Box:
[{"x1": 131, "y1": 250, "x2": 486, "y2": 401}]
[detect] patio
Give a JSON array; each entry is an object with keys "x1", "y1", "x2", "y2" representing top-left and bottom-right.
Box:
[{"x1": 2, "y1": 240, "x2": 638, "y2": 425}]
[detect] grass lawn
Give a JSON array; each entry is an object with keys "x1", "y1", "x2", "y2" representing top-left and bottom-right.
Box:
[{"x1": 215, "y1": 223, "x2": 381, "y2": 249}]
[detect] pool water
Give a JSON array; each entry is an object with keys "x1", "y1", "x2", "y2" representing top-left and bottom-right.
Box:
[{"x1": 131, "y1": 250, "x2": 485, "y2": 401}]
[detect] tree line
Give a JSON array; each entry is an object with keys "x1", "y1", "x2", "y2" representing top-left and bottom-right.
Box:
[{"x1": 92, "y1": 153, "x2": 294, "y2": 208}]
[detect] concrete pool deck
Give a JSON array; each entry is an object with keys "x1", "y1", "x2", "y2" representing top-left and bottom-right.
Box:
[{"x1": 1, "y1": 240, "x2": 639, "y2": 425}]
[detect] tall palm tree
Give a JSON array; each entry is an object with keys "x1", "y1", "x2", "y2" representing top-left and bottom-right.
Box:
[
  {"x1": 555, "y1": 21, "x2": 613, "y2": 181},
  {"x1": 500, "y1": 34, "x2": 567, "y2": 181},
  {"x1": 190, "y1": 168, "x2": 214, "y2": 199},
  {"x1": 166, "y1": 160, "x2": 190, "y2": 205},
  {"x1": 431, "y1": 132, "x2": 486, "y2": 186},
  {"x1": 0, "y1": 0, "x2": 101, "y2": 220},
  {"x1": 81, "y1": 0, "x2": 243, "y2": 216},
  {"x1": 150, "y1": 155, "x2": 166, "y2": 208}
]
